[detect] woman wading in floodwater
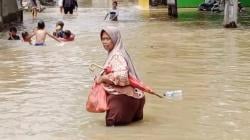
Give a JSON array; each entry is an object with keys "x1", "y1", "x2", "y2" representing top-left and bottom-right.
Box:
[{"x1": 95, "y1": 26, "x2": 145, "y2": 126}]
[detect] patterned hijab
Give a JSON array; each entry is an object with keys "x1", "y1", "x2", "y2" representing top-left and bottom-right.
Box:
[{"x1": 100, "y1": 26, "x2": 140, "y2": 80}]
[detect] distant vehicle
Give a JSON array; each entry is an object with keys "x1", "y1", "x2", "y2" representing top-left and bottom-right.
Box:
[
  {"x1": 198, "y1": 0, "x2": 218, "y2": 12},
  {"x1": 198, "y1": 0, "x2": 245, "y2": 13}
]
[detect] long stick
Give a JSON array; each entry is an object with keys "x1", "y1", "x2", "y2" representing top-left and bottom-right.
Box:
[{"x1": 150, "y1": 91, "x2": 163, "y2": 98}]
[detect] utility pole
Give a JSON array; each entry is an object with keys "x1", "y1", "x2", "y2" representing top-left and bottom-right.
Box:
[
  {"x1": 0, "y1": 0, "x2": 2, "y2": 18},
  {"x1": 224, "y1": 0, "x2": 238, "y2": 28},
  {"x1": 167, "y1": 0, "x2": 178, "y2": 18},
  {"x1": 0, "y1": 0, "x2": 2, "y2": 30}
]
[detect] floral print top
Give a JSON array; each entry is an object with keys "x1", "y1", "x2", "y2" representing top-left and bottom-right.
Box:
[{"x1": 103, "y1": 53, "x2": 144, "y2": 99}]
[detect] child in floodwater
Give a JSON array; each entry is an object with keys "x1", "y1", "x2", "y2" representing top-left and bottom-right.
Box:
[
  {"x1": 53, "y1": 21, "x2": 65, "y2": 38},
  {"x1": 58, "y1": 0, "x2": 63, "y2": 13},
  {"x1": 8, "y1": 27, "x2": 20, "y2": 40},
  {"x1": 58, "y1": 30, "x2": 75, "y2": 42},
  {"x1": 30, "y1": 0, "x2": 38, "y2": 20},
  {"x1": 104, "y1": 1, "x2": 119, "y2": 21},
  {"x1": 27, "y1": 20, "x2": 61, "y2": 46},
  {"x1": 22, "y1": 31, "x2": 32, "y2": 45}
]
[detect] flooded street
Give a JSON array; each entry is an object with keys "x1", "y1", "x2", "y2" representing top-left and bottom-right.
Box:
[{"x1": 1, "y1": 0, "x2": 250, "y2": 139}]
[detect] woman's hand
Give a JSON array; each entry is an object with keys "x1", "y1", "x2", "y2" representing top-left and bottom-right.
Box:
[
  {"x1": 95, "y1": 74, "x2": 114, "y2": 85},
  {"x1": 94, "y1": 75, "x2": 102, "y2": 84}
]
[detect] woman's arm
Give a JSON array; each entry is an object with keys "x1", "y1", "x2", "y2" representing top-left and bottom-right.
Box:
[
  {"x1": 96, "y1": 54, "x2": 129, "y2": 86},
  {"x1": 95, "y1": 74, "x2": 114, "y2": 85},
  {"x1": 107, "y1": 54, "x2": 129, "y2": 86}
]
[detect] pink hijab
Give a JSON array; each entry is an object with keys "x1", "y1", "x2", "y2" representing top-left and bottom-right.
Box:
[{"x1": 100, "y1": 26, "x2": 140, "y2": 80}]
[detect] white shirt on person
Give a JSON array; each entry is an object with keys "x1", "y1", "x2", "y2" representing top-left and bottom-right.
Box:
[{"x1": 109, "y1": 9, "x2": 119, "y2": 21}]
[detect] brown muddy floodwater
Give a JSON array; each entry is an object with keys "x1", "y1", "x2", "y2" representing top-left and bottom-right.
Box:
[{"x1": 0, "y1": 0, "x2": 250, "y2": 140}]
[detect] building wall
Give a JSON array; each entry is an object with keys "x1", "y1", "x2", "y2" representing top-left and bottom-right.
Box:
[
  {"x1": 139, "y1": 0, "x2": 149, "y2": 9},
  {"x1": 2, "y1": 0, "x2": 19, "y2": 17},
  {"x1": 177, "y1": 0, "x2": 204, "y2": 8},
  {"x1": 241, "y1": 0, "x2": 250, "y2": 7},
  {"x1": 0, "y1": 0, "x2": 22, "y2": 30},
  {"x1": 0, "y1": 0, "x2": 3, "y2": 26},
  {"x1": 92, "y1": 0, "x2": 111, "y2": 8}
]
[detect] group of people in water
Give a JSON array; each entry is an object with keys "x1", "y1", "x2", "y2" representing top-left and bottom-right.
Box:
[
  {"x1": 29, "y1": 0, "x2": 79, "y2": 20},
  {"x1": 8, "y1": 0, "x2": 145, "y2": 127},
  {"x1": 8, "y1": 20, "x2": 75, "y2": 46},
  {"x1": 8, "y1": 0, "x2": 119, "y2": 46}
]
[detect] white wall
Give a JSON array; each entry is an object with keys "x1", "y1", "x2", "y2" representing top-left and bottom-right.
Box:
[{"x1": 92, "y1": 0, "x2": 111, "y2": 8}]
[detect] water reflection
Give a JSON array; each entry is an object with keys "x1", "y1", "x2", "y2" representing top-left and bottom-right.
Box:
[{"x1": 0, "y1": 0, "x2": 250, "y2": 140}]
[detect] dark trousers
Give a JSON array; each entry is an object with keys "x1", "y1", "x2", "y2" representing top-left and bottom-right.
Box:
[
  {"x1": 64, "y1": 7, "x2": 74, "y2": 14},
  {"x1": 106, "y1": 94, "x2": 145, "y2": 126}
]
